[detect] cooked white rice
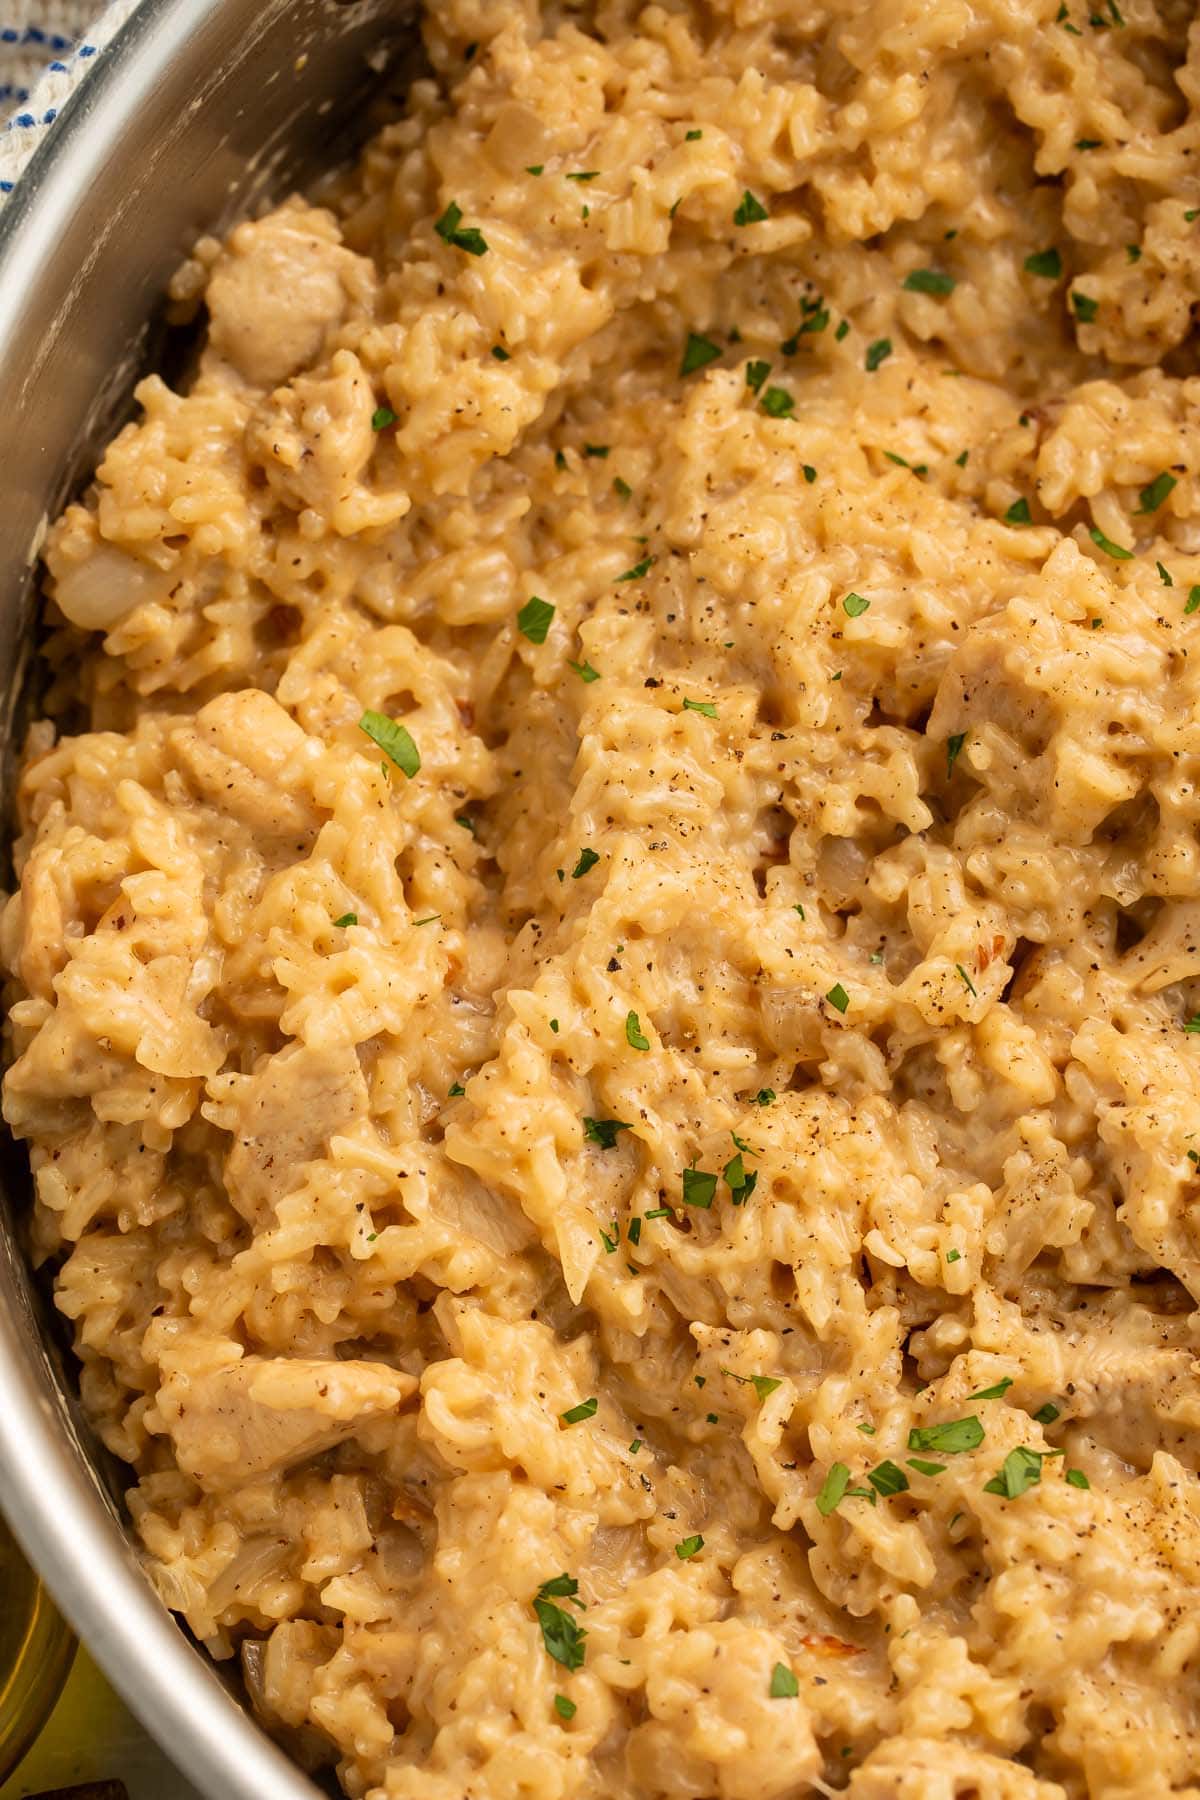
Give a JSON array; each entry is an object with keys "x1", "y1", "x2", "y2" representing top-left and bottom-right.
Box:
[{"x1": 7, "y1": 2, "x2": 1200, "y2": 1794}]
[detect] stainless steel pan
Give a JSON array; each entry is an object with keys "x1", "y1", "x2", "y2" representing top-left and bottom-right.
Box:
[{"x1": 0, "y1": 5, "x2": 414, "y2": 1795}]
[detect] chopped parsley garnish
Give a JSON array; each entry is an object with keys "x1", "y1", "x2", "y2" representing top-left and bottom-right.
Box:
[
  {"x1": 754, "y1": 1088, "x2": 777, "y2": 1106},
  {"x1": 1004, "y1": 497, "x2": 1032, "y2": 527},
  {"x1": 946, "y1": 732, "x2": 966, "y2": 776},
  {"x1": 1126, "y1": 243, "x2": 1141, "y2": 262},
  {"x1": 584, "y1": 443, "x2": 609, "y2": 457},
  {"x1": 946, "y1": 1248, "x2": 962, "y2": 1263},
  {"x1": 333, "y1": 912, "x2": 357, "y2": 928},
  {"x1": 517, "y1": 595, "x2": 555, "y2": 643},
  {"x1": 724, "y1": 1151, "x2": 758, "y2": 1206},
  {"x1": 835, "y1": 319, "x2": 850, "y2": 341},
  {"x1": 1185, "y1": 1014, "x2": 1200, "y2": 1032},
  {"x1": 448, "y1": 1080, "x2": 465, "y2": 1097},
  {"x1": 569, "y1": 658, "x2": 601, "y2": 682},
  {"x1": 629, "y1": 1438, "x2": 643, "y2": 1454},
  {"x1": 903, "y1": 268, "x2": 956, "y2": 295},
  {"x1": 1158, "y1": 561, "x2": 1174, "y2": 586},
  {"x1": 865, "y1": 337, "x2": 893, "y2": 372},
  {"x1": 1065, "y1": 1467, "x2": 1090, "y2": 1489},
  {"x1": 359, "y1": 710, "x2": 421, "y2": 778},
  {"x1": 626, "y1": 1011, "x2": 650, "y2": 1050},
  {"x1": 533, "y1": 1577, "x2": 587, "y2": 1670},
  {"x1": 554, "y1": 1695, "x2": 576, "y2": 1720},
  {"x1": 968, "y1": 1378, "x2": 1013, "y2": 1401},
  {"x1": 983, "y1": 1445, "x2": 1044, "y2": 1499},
  {"x1": 868, "y1": 1460, "x2": 910, "y2": 1497},
  {"x1": 795, "y1": 903, "x2": 806, "y2": 919},
  {"x1": 1186, "y1": 588, "x2": 1200, "y2": 616},
  {"x1": 825, "y1": 983, "x2": 850, "y2": 1014},
  {"x1": 803, "y1": 463, "x2": 817, "y2": 483},
  {"x1": 686, "y1": 128, "x2": 703, "y2": 140},
  {"x1": 799, "y1": 307, "x2": 829, "y2": 335},
  {"x1": 1137, "y1": 471, "x2": 1177, "y2": 513},
  {"x1": 617, "y1": 555, "x2": 654, "y2": 582},
  {"x1": 770, "y1": 1663, "x2": 799, "y2": 1698},
  {"x1": 761, "y1": 387, "x2": 795, "y2": 418},
  {"x1": 675, "y1": 1534, "x2": 704, "y2": 1559},
  {"x1": 682, "y1": 1167, "x2": 718, "y2": 1209},
  {"x1": 751, "y1": 1375, "x2": 781, "y2": 1401},
  {"x1": 1033, "y1": 1402, "x2": 1060, "y2": 1425},
  {"x1": 645, "y1": 1206, "x2": 672, "y2": 1219},
  {"x1": 746, "y1": 359, "x2": 772, "y2": 393},
  {"x1": 572, "y1": 848, "x2": 600, "y2": 878},
  {"x1": 682, "y1": 697, "x2": 718, "y2": 718},
  {"x1": 843, "y1": 592, "x2": 870, "y2": 617},
  {"x1": 955, "y1": 449, "x2": 969, "y2": 467},
  {"x1": 1071, "y1": 291, "x2": 1098, "y2": 323},
  {"x1": 907, "y1": 1458, "x2": 947, "y2": 1477},
  {"x1": 434, "y1": 201, "x2": 489, "y2": 256},
  {"x1": 540, "y1": 1573, "x2": 582, "y2": 1599},
  {"x1": 372, "y1": 406, "x2": 397, "y2": 431},
  {"x1": 550, "y1": 1019, "x2": 559, "y2": 1032},
  {"x1": 681, "y1": 332, "x2": 722, "y2": 376},
  {"x1": 1024, "y1": 248, "x2": 1063, "y2": 279},
  {"x1": 816, "y1": 1462, "x2": 850, "y2": 1515},
  {"x1": 561, "y1": 1397, "x2": 598, "y2": 1424},
  {"x1": 583, "y1": 1116, "x2": 631, "y2": 1149},
  {"x1": 613, "y1": 476, "x2": 632, "y2": 500},
  {"x1": 956, "y1": 963, "x2": 977, "y2": 996},
  {"x1": 492, "y1": 345, "x2": 511, "y2": 362},
  {"x1": 907, "y1": 1416, "x2": 984, "y2": 1454},
  {"x1": 599, "y1": 1224, "x2": 619, "y2": 1254},
  {"x1": 412, "y1": 914, "x2": 440, "y2": 927},
  {"x1": 526, "y1": 163, "x2": 544, "y2": 175},
  {"x1": 566, "y1": 170, "x2": 599, "y2": 182},
  {"x1": 1075, "y1": 138, "x2": 1101, "y2": 151},
  {"x1": 733, "y1": 189, "x2": 768, "y2": 225},
  {"x1": 1089, "y1": 525, "x2": 1132, "y2": 560}
]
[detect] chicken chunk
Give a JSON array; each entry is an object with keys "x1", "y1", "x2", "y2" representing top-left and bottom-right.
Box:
[
  {"x1": 204, "y1": 201, "x2": 376, "y2": 389},
  {"x1": 207, "y1": 1040, "x2": 370, "y2": 1227},
  {"x1": 159, "y1": 1355, "x2": 416, "y2": 1490},
  {"x1": 246, "y1": 348, "x2": 409, "y2": 535},
  {"x1": 171, "y1": 689, "x2": 323, "y2": 850}
]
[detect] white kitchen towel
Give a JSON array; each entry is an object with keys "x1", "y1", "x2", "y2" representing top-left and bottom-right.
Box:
[{"x1": 0, "y1": 0, "x2": 139, "y2": 198}]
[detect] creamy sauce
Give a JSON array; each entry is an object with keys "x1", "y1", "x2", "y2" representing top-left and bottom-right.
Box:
[{"x1": 6, "y1": 2, "x2": 1200, "y2": 1795}]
